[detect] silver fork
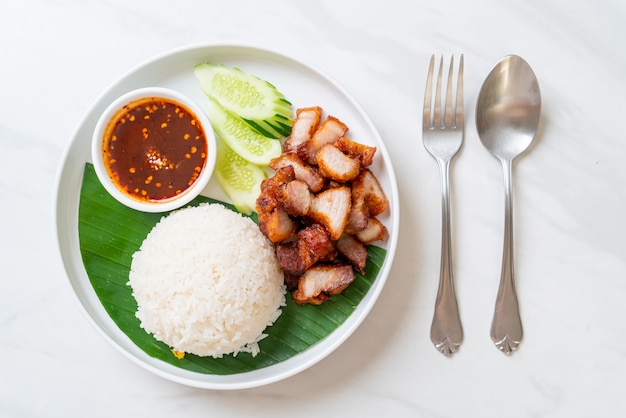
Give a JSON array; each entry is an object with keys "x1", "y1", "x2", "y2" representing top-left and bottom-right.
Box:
[{"x1": 422, "y1": 55, "x2": 464, "y2": 356}]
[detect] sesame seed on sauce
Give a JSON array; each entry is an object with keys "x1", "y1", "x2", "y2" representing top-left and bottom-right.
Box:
[{"x1": 101, "y1": 96, "x2": 208, "y2": 203}]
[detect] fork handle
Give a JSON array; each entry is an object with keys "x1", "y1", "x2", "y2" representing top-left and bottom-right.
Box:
[
  {"x1": 430, "y1": 160, "x2": 463, "y2": 356},
  {"x1": 491, "y1": 159, "x2": 523, "y2": 354}
]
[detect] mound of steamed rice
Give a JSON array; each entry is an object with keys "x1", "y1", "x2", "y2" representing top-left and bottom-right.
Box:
[{"x1": 128, "y1": 203, "x2": 286, "y2": 358}]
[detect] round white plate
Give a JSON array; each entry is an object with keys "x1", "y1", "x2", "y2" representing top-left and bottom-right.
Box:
[{"x1": 55, "y1": 42, "x2": 399, "y2": 390}]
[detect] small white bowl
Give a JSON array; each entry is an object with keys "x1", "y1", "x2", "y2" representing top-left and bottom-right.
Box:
[{"x1": 91, "y1": 87, "x2": 216, "y2": 213}]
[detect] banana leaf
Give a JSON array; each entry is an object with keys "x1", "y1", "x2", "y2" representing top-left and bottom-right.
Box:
[{"x1": 78, "y1": 163, "x2": 385, "y2": 374}]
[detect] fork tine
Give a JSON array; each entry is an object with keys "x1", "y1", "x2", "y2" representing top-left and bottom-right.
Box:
[
  {"x1": 456, "y1": 54, "x2": 464, "y2": 129},
  {"x1": 423, "y1": 55, "x2": 435, "y2": 129},
  {"x1": 444, "y1": 56, "x2": 454, "y2": 128},
  {"x1": 433, "y1": 56, "x2": 444, "y2": 129}
]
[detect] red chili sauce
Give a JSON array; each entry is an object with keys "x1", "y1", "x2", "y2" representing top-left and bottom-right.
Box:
[{"x1": 102, "y1": 97, "x2": 208, "y2": 203}]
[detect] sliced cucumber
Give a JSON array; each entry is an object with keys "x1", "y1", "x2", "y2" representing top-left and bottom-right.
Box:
[
  {"x1": 194, "y1": 63, "x2": 293, "y2": 138},
  {"x1": 204, "y1": 98, "x2": 282, "y2": 166},
  {"x1": 214, "y1": 136, "x2": 266, "y2": 215}
]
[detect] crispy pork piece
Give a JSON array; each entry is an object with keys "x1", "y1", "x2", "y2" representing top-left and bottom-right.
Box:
[
  {"x1": 294, "y1": 291, "x2": 330, "y2": 305},
  {"x1": 275, "y1": 242, "x2": 306, "y2": 276},
  {"x1": 298, "y1": 223, "x2": 335, "y2": 260},
  {"x1": 298, "y1": 116, "x2": 348, "y2": 165},
  {"x1": 336, "y1": 233, "x2": 368, "y2": 274},
  {"x1": 352, "y1": 168, "x2": 388, "y2": 216},
  {"x1": 345, "y1": 204, "x2": 368, "y2": 235},
  {"x1": 316, "y1": 143, "x2": 360, "y2": 182},
  {"x1": 283, "y1": 107, "x2": 322, "y2": 153},
  {"x1": 292, "y1": 264, "x2": 356, "y2": 305},
  {"x1": 269, "y1": 152, "x2": 326, "y2": 192},
  {"x1": 259, "y1": 165, "x2": 295, "y2": 196},
  {"x1": 355, "y1": 216, "x2": 388, "y2": 244},
  {"x1": 344, "y1": 169, "x2": 388, "y2": 235},
  {"x1": 258, "y1": 207, "x2": 297, "y2": 243},
  {"x1": 276, "y1": 224, "x2": 335, "y2": 276},
  {"x1": 335, "y1": 137, "x2": 377, "y2": 167},
  {"x1": 257, "y1": 166, "x2": 297, "y2": 243},
  {"x1": 308, "y1": 186, "x2": 352, "y2": 240},
  {"x1": 276, "y1": 179, "x2": 312, "y2": 216}
]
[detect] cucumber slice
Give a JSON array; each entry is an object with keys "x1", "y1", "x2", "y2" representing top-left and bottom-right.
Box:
[
  {"x1": 214, "y1": 136, "x2": 266, "y2": 215},
  {"x1": 204, "y1": 98, "x2": 282, "y2": 166},
  {"x1": 194, "y1": 63, "x2": 293, "y2": 138}
]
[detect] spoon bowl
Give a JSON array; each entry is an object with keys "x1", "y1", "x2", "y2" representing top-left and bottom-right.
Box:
[
  {"x1": 476, "y1": 55, "x2": 541, "y2": 162},
  {"x1": 475, "y1": 55, "x2": 541, "y2": 354}
]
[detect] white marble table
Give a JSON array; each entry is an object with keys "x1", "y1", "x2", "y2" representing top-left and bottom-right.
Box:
[{"x1": 2, "y1": 0, "x2": 625, "y2": 416}]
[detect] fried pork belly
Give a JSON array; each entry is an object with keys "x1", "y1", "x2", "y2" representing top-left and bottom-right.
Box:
[
  {"x1": 292, "y1": 264, "x2": 356, "y2": 305},
  {"x1": 355, "y1": 216, "x2": 388, "y2": 244},
  {"x1": 257, "y1": 166, "x2": 297, "y2": 243},
  {"x1": 316, "y1": 143, "x2": 360, "y2": 182},
  {"x1": 276, "y1": 224, "x2": 335, "y2": 276},
  {"x1": 353, "y1": 168, "x2": 388, "y2": 216},
  {"x1": 270, "y1": 152, "x2": 326, "y2": 192},
  {"x1": 336, "y1": 233, "x2": 368, "y2": 274},
  {"x1": 298, "y1": 116, "x2": 348, "y2": 165},
  {"x1": 309, "y1": 186, "x2": 352, "y2": 240},
  {"x1": 345, "y1": 202, "x2": 369, "y2": 235},
  {"x1": 335, "y1": 137, "x2": 377, "y2": 167},
  {"x1": 345, "y1": 168, "x2": 389, "y2": 234},
  {"x1": 258, "y1": 207, "x2": 296, "y2": 243},
  {"x1": 276, "y1": 179, "x2": 312, "y2": 216},
  {"x1": 284, "y1": 106, "x2": 322, "y2": 153},
  {"x1": 276, "y1": 242, "x2": 309, "y2": 277},
  {"x1": 259, "y1": 165, "x2": 295, "y2": 195}
]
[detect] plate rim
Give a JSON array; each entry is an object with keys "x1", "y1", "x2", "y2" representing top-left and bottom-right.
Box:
[{"x1": 54, "y1": 41, "x2": 400, "y2": 390}]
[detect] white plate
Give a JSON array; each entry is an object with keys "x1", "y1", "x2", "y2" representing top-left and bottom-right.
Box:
[{"x1": 54, "y1": 42, "x2": 399, "y2": 390}]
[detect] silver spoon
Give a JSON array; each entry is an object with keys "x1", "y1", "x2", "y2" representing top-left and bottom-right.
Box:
[{"x1": 475, "y1": 55, "x2": 541, "y2": 354}]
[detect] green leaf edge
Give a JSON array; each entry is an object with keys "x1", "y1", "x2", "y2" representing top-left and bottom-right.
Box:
[{"x1": 78, "y1": 163, "x2": 386, "y2": 375}]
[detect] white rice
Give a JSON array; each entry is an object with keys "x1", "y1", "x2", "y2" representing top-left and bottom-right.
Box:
[{"x1": 128, "y1": 203, "x2": 286, "y2": 358}]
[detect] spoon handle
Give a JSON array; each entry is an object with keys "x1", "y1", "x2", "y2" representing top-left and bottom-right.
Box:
[
  {"x1": 491, "y1": 160, "x2": 523, "y2": 354},
  {"x1": 430, "y1": 159, "x2": 463, "y2": 356}
]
